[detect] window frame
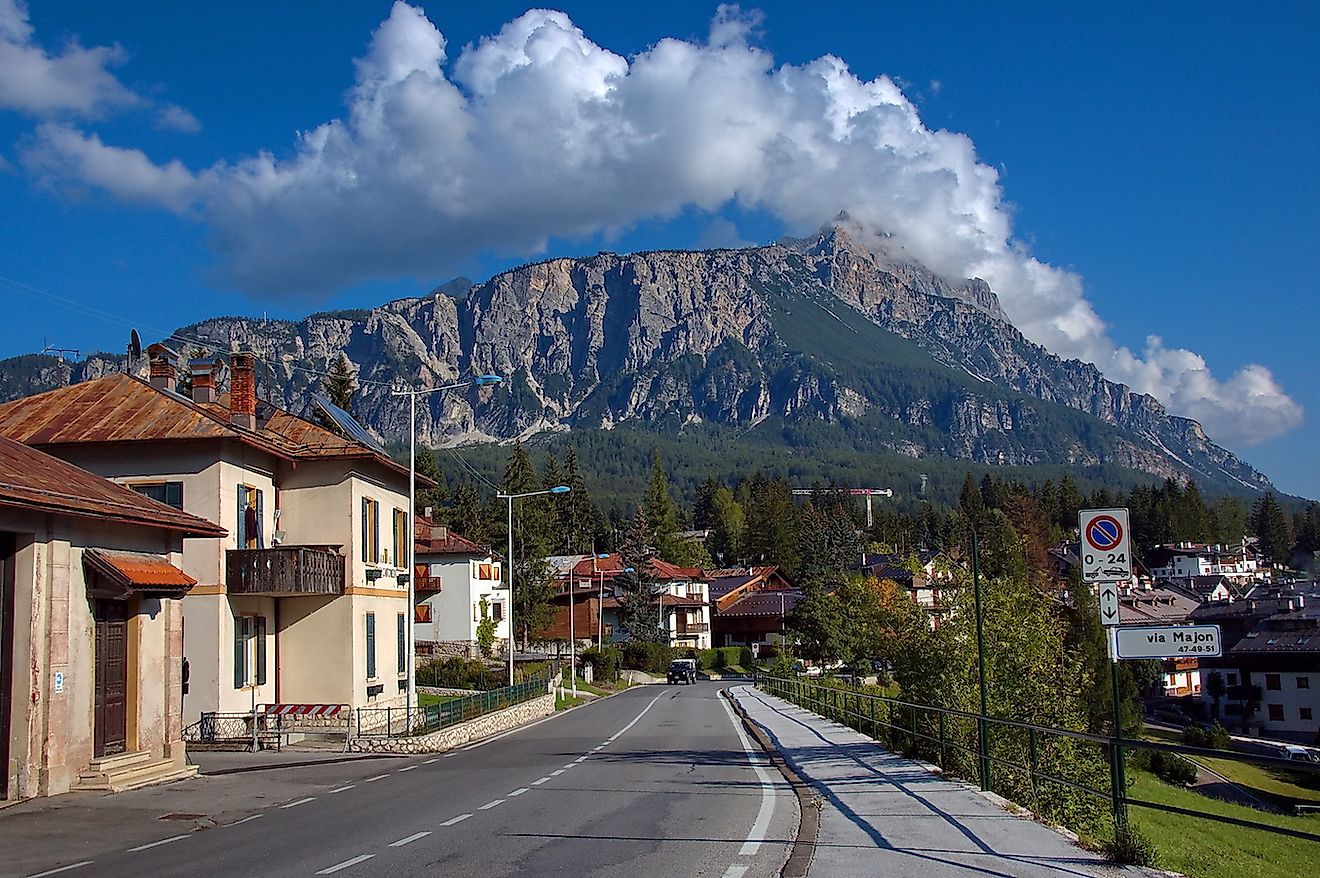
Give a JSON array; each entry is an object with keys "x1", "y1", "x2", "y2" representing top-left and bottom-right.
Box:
[
  {"x1": 361, "y1": 498, "x2": 380, "y2": 564},
  {"x1": 1267, "y1": 703, "x2": 1284, "y2": 722},
  {"x1": 1265, "y1": 673, "x2": 1282, "y2": 691},
  {"x1": 397, "y1": 612, "x2": 406, "y2": 676},
  {"x1": 1297, "y1": 676, "x2": 1310, "y2": 690},
  {"x1": 129, "y1": 480, "x2": 184, "y2": 510},
  {"x1": 392, "y1": 509, "x2": 408, "y2": 570},
  {"x1": 233, "y1": 614, "x2": 267, "y2": 688},
  {"x1": 365, "y1": 612, "x2": 377, "y2": 680}
]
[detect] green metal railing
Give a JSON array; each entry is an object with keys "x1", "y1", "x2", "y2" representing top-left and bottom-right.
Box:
[
  {"x1": 754, "y1": 674, "x2": 1320, "y2": 842},
  {"x1": 356, "y1": 677, "x2": 549, "y2": 738}
]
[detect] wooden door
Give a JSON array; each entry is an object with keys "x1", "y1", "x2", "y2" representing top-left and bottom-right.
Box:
[
  {"x1": 93, "y1": 600, "x2": 128, "y2": 757},
  {"x1": 0, "y1": 533, "x2": 14, "y2": 796}
]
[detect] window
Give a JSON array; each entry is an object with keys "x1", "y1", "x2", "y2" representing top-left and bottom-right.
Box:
[
  {"x1": 1267, "y1": 703, "x2": 1284, "y2": 722},
  {"x1": 1266, "y1": 673, "x2": 1282, "y2": 691},
  {"x1": 237, "y1": 485, "x2": 264, "y2": 548},
  {"x1": 1298, "y1": 676, "x2": 1311, "y2": 690},
  {"x1": 414, "y1": 604, "x2": 432, "y2": 624},
  {"x1": 397, "y1": 613, "x2": 406, "y2": 675},
  {"x1": 365, "y1": 613, "x2": 377, "y2": 679},
  {"x1": 361, "y1": 498, "x2": 379, "y2": 563},
  {"x1": 491, "y1": 602, "x2": 503, "y2": 622},
  {"x1": 1302, "y1": 707, "x2": 1314, "y2": 721},
  {"x1": 232, "y1": 615, "x2": 266, "y2": 688},
  {"x1": 131, "y1": 481, "x2": 184, "y2": 510},
  {"x1": 392, "y1": 509, "x2": 408, "y2": 569}
]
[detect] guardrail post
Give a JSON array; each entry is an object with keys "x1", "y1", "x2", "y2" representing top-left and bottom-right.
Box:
[
  {"x1": 1028, "y1": 727, "x2": 1039, "y2": 809},
  {"x1": 870, "y1": 696, "x2": 878, "y2": 740},
  {"x1": 938, "y1": 712, "x2": 947, "y2": 770}
]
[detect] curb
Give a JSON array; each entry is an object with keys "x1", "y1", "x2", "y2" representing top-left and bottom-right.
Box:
[{"x1": 722, "y1": 688, "x2": 816, "y2": 878}]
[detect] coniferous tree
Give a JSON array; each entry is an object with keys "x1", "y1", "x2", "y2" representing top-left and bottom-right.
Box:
[
  {"x1": 744, "y1": 475, "x2": 800, "y2": 569},
  {"x1": 324, "y1": 353, "x2": 356, "y2": 410},
  {"x1": 643, "y1": 451, "x2": 680, "y2": 560},
  {"x1": 706, "y1": 485, "x2": 746, "y2": 566},
  {"x1": 446, "y1": 483, "x2": 486, "y2": 545},
  {"x1": 501, "y1": 442, "x2": 556, "y2": 648},
  {"x1": 562, "y1": 447, "x2": 598, "y2": 555},
  {"x1": 1251, "y1": 492, "x2": 1292, "y2": 563},
  {"x1": 616, "y1": 510, "x2": 663, "y2": 641},
  {"x1": 413, "y1": 446, "x2": 447, "y2": 517},
  {"x1": 693, "y1": 477, "x2": 723, "y2": 531}
]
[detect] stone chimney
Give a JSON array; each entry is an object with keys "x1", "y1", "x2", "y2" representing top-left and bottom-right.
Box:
[
  {"x1": 432, "y1": 525, "x2": 449, "y2": 542},
  {"x1": 229, "y1": 352, "x2": 257, "y2": 429},
  {"x1": 189, "y1": 357, "x2": 220, "y2": 404},
  {"x1": 146, "y1": 343, "x2": 175, "y2": 392}
]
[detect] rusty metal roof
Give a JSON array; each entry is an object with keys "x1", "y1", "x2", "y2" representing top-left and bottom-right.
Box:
[
  {"x1": 0, "y1": 374, "x2": 426, "y2": 485},
  {"x1": 413, "y1": 516, "x2": 492, "y2": 556},
  {"x1": 0, "y1": 435, "x2": 225, "y2": 536},
  {"x1": 83, "y1": 547, "x2": 197, "y2": 591}
]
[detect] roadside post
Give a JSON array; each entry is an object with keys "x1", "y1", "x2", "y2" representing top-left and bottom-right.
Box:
[{"x1": 1080, "y1": 508, "x2": 1132, "y2": 831}]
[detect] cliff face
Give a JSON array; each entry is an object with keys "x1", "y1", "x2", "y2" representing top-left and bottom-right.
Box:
[{"x1": 0, "y1": 228, "x2": 1270, "y2": 493}]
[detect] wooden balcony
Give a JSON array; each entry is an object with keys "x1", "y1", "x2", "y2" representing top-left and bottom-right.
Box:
[
  {"x1": 676, "y1": 622, "x2": 710, "y2": 635},
  {"x1": 415, "y1": 574, "x2": 444, "y2": 593},
  {"x1": 226, "y1": 547, "x2": 345, "y2": 596}
]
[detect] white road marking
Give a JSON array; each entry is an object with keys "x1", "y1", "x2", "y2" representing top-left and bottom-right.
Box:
[
  {"x1": 126, "y1": 835, "x2": 189, "y2": 852},
  {"x1": 720, "y1": 690, "x2": 778, "y2": 856},
  {"x1": 228, "y1": 814, "x2": 263, "y2": 826},
  {"x1": 443, "y1": 753, "x2": 456, "y2": 758},
  {"x1": 607, "y1": 691, "x2": 667, "y2": 742},
  {"x1": 531, "y1": 776, "x2": 550, "y2": 785},
  {"x1": 550, "y1": 769, "x2": 565, "y2": 776},
  {"x1": 479, "y1": 799, "x2": 504, "y2": 810},
  {"x1": 440, "y1": 813, "x2": 472, "y2": 827},
  {"x1": 389, "y1": 831, "x2": 431, "y2": 847},
  {"x1": 280, "y1": 796, "x2": 316, "y2": 809},
  {"x1": 315, "y1": 854, "x2": 374, "y2": 874},
  {"x1": 329, "y1": 784, "x2": 355, "y2": 794},
  {"x1": 25, "y1": 862, "x2": 94, "y2": 878},
  {"x1": 592, "y1": 745, "x2": 604, "y2": 750},
  {"x1": 424, "y1": 758, "x2": 439, "y2": 764},
  {"x1": 508, "y1": 787, "x2": 529, "y2": 797},
  {"x1": 722, "y1": 865, "x2": 749, "y2": 878},
  {"x1": 575, "y1": 755, "x2": 589, "y2": 762},
  {"x1": 364, "y1": 774, "x2": 390, "y2": 782},
  {"x1": 398, "y1": 765, "x2": 417, "y2": 772}
]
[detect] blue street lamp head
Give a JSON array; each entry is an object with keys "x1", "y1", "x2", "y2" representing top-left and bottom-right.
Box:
[
  {"x1": 623, "y1": 567, "x2": 635, "y2": 573},
  {"x1": 549, "y1": 485, "x2": 571, "y2": 494},
  {"x1": 473, "y1": 374, "x2": 502, "y2": 386},
  {"x1": 596, "y1": 553, "x2": 610, "y2": 559}
]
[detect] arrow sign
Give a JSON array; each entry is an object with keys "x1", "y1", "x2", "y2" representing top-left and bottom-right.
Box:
[
  {"x1": 1098, "y1": 582, "x2": 1121, "y2": 627},
  {"x1": 1079, "y1": 507, "x2": 1132, "y2": 585}
]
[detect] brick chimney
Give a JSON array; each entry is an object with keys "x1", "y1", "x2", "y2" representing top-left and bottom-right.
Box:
[
  {"x1": 146, "y1": 343, "x2": 175, "y2": 392},
  {"x1": 189, "y1": 357, "x2": 220, "y2": 404},
  {"x1": 229, "y1": 352, "x2": 257, "y2": 429}
]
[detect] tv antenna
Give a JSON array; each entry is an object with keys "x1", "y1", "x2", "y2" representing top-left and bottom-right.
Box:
[{"x1": 40, "y1": 342, "x2": 80, "y2": 362}]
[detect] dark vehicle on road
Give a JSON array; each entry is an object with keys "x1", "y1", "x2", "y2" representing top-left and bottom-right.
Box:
[{"x1": 668, "y1": 659, "x2": 698, "y2": 684}]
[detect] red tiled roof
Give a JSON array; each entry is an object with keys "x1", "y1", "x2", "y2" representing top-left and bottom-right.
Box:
[
  {"x1": 413, "y1": 516, "x2": 490, "y2": 556},
  {"x1": 84, "y1": 548, "x2": 196, "y2": 592},
  {"x1": 0, "y1": 374, "x2": 426, "y2": 484},
  {"x1": 0, "y1": 435, "x2": 225, "y2": 537},
  {"x1": 562, "y1": 555, "x2": 702, "y2": 582}
]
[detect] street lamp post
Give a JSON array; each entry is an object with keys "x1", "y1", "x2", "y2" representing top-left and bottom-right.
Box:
[
  {"x1": 498, "y1": 485, "x2": 571, "y2": 687},
  {"x1": 391, "y1": 375, "x2": 501, "y2": 718}
]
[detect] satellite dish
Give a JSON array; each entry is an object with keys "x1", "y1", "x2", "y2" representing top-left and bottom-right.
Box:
[{"x1": 129, "y1": 329, "x2": 143, "y2": 362}]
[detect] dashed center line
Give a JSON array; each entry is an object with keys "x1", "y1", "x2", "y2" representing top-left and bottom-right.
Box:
[
  {"x1": 389, "y1": 831, "x2": 432, "y2": 847},
  {"x1": 398, "y1": 765, "x2": 417, "y2": 772},
  {"x1": 25, "y1": 862, "x2": 94, "y2": 878},
  {"x1": 280, "y1": 797, "x2": 316, "y2": 809},
  {"x1": 315, "y1": 854, "x2": 374, "y2": 874},
  {"x1": 363, "y1": 774, "x2": 390, "y2": 783},
  {"x1": 722, "y1": 865, "x2": 749, "y2": 878},
  {"x1": 479, "y1": 799, "x2": 504, "y2": 810},
  {"x1": 424, "y1": 758, "x2": 439, "y2": 764},
  {"x1": 126, "y1": 835, "x2": 189, "y2": 853},
  {"x1": 531, "y1": 776, "x2": 550, "y2": 785},
  {"x1": 228, "y1": 814, "x2": 263, "y2": 826},
  {"x1": 329, "y1": 784, "x2": 355, "y2": 794},
  {"x1": 440, "y1": 813, "x2": 472, "y2": 827},
  {"x1": 575, "y1": 755, "x2": 589, "y2": 762},
  {"x1": 508, "y1": 787, "x2": 529, "y2": 797}
]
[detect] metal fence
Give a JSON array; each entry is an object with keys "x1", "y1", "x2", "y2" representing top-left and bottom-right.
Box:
[
  {"x1": 182, "y1": 709, "x2": 353, "y2": 751},
  {"x1": 355, "y1": 677, "x2": 549, "y2": 738},
  {"x1": 755, "y1": 674, "x2": 1320, "y2": 842}
]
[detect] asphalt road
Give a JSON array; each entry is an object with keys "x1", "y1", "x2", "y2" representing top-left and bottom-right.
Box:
[{"x1": 22, "y1": 684, "x2": 797, "y2": 878}]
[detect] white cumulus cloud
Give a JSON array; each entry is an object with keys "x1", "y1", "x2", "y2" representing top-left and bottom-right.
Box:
[
  {"x1": 0, "y1": 0, "x2": 141, "y2": 117},
  {"x1": 14, "y1": 2, "x2": 1302, "y2": 447}
]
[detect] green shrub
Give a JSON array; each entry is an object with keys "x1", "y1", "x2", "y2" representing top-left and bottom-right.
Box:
[
  {"x1": 1104, "y1": 826, "x2": 1158, "y2": 866},
  {"x1": 621, "y1": 640, "x2": 673, "y2": 673},
  {"x1": 580, "y1": 645, "x2": 622, "y2": 682},
  {"x1": 758, "y1": 644, "x2": 779, "y2": 661},
  {"x1": 416, "y1": 656, "x2": 503, "y2": 690},
  {"x1": 1182, "y1": 721, "x2": 1230, "y2": 750},
  {"x1": 1133, "y1": 748, "x2": 1198, "y2": 786}
]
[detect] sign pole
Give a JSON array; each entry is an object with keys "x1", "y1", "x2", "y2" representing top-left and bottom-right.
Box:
[{"x1": 1108, "y1": 627, "x2": 1128, "y2": 831}]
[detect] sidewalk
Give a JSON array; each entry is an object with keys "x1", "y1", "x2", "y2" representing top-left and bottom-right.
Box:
[{"x1": 727, "y1": 685, "x2": 1146, "y2": 878}]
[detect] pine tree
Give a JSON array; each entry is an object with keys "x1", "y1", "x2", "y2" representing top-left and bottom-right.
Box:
[
  {"x1": 616, "y1": 510, "x2": 663, "y2": 641},
  {"x1": 562, "y1": 446, "x2": 597, "y2": 555},
  {"x1": 501, "y1": 442, "x2": 556, "y2": 648},
  {"x1": 707, "y1": 485, "x2": 746, "y2": 566},
  {"x1": 744, "y1": 475, "x2": 799, "y2": 569},
  {"x1": 447, "y1": 482, "x2": 486, "y2": 544},
  {"x1": 324, "y1": 353, "x2": 356, "y2": 410},
  {"x1": 1251, "y1": 492, "x2": 1292, "y2": 563},
  {"x1": 959, "y1": 473, "x2": 985, "y2": 523},
  {"x1": 413, "y1": 445, "x2": 447, "y2": 517},
  {"x1": 643, "y1": 451, "x2": 680, "y2": 560}
]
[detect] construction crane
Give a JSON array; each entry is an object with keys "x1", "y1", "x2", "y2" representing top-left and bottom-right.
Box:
[{"x1": 790, "y1": 487, "x2": 894, "y2": 529}]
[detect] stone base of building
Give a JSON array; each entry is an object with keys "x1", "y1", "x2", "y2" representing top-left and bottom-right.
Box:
[{"x1": 348, "y1": 693, "x2": 555, "y2": 754}]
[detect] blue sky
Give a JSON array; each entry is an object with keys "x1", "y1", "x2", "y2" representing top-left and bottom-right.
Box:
[{"x1": 1, "y1": 1, "x2": 1317, "y2": 496}]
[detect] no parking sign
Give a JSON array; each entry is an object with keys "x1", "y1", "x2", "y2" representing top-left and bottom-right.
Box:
[{"x1": 1079, "y1": 508, "x2": 1131, "y2": 584}]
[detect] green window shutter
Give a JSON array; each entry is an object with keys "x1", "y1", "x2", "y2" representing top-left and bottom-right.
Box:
[
  {"x1": 397, "y1": 613, "x2": 406, "y2": 674},
  {"x1": 256, "y1": 490, "x2": 265, "y2": 549},
  {"x1": 166, "y1": 481, "x2": 183, "y2": 510},
  {"x1": 233, "y1": 616, "x2": 246, "y2": 689},
  {"x1": 361, "y1": 498, "x2": 368, "y2": 562},
  {"x1": 237, "y1": 484, "x2": 247, "y2": 547},
  {"x1": 255, "y1": 616, "x2": 268, "y2": 686},
  {"x1": 366, "y1": 613, "x2": 376, "y2": 679}
]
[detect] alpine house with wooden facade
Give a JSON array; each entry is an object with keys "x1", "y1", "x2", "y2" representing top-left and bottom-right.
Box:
[{"x1": 0, "y1": 348, "x2": 430, "y2": 727}]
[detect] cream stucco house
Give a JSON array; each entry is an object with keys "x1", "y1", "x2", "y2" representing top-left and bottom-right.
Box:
[
  {"x1": 0, "y1": 349, "x2": 428, "y2": 726},
  {"x1": 0, "y1": 435, "x2": 225, "y2": 799}
]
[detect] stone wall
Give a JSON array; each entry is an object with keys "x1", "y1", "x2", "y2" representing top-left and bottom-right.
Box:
[{"x1": 349, "y1": 693, "x2": 555, "y2": 754}]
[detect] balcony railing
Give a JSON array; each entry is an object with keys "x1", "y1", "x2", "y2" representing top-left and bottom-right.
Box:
[
  {"x1": 415, "y1": 574, "x2": 443, "y2": 593},
  {"x1": 676, "y1": 622, "x2": 710, "y2": 634},
  {"x1": 226, "y1": 547, "x2": 345, "y2": 596}
]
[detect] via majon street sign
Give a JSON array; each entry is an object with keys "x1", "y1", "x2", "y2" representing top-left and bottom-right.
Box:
[
  {"x1": 1079, "y1": 508, "x2": 1132, "y2": 584},
  {"x1": 1115, "y1": 624, "x2": 1222, "y2": 660}
]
